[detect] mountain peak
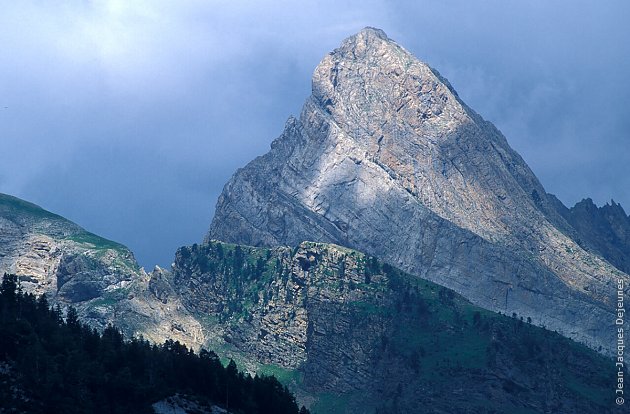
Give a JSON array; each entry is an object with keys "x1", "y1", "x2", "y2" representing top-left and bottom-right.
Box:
[
  {"x1": 349, "y1": 26, "x2": 390, "y2": 43},
  {"x1": 321, "y1": 26, "x2": 407, "y2": 68},
  {"x1": 359, "y1": 26, "x2": 388, "y2": 37},
  {"x1": 209, "y1": 30, "x2": 628, "y2": 355},
  {"x1": 332, "y1": 27, "x2": 393, "y2": 59},
  {"x1": 311, "y1": 25, "x2": 471, "y2": 152}
]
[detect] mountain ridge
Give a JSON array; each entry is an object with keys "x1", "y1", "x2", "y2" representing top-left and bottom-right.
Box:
[
  {"x1": 0, "y1": 190, "x2": 624, "y2": 412},
  {"x1": 551, "y1": 196, "x2": 630, "y2": 274},
  {"x1": 0, "y1": 191, "x2": 204, "y2": 348}
]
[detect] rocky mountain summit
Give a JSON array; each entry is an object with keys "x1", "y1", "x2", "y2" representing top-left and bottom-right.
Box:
[
  {"x1": 552, "y1": 197, "x2": 630, "y2": 274},
  {"x1": 208, "y1": 27, "x2": 628, "y2": 354}
]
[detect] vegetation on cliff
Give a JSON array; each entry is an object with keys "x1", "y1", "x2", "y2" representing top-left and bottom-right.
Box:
[
  {"x1": 0, "y1": 273, "x2": 308, "y2": 414},
  {"x1": 172, "y1": 241, "x2": 621, "y2": 414}
]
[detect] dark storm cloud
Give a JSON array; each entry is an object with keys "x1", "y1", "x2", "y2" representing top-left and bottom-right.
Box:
[{"x1": 1, "y1": 1, "x2": 628, "y2": 267}]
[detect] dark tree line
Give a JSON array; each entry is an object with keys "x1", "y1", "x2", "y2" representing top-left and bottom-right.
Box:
[{"x1": 0, "y1": 273, "x2": 308, "y2": 414}]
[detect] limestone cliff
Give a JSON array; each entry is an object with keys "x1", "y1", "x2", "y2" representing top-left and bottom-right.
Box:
[
  {"x1": 0, "y1": 193, "x2": 202, "y2": 347},
  {"x1": 550, "y1": 196, "x2": 630, "y2": 274},
  {"x1": 165, "y1": 240, "x2": 614, "y2": 413},
  {"x1": 208, "y1": 27, "x2": 628, "y2": 353}
]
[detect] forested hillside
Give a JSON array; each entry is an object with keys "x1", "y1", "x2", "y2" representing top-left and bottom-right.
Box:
[{"x1": 0, "y1": 273, "x2": 308, "y2": 414}]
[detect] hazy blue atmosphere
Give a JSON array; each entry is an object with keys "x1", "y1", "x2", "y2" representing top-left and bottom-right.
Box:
[{"x1": 1, "y1": 1, "x2": 628, "y2": 268}]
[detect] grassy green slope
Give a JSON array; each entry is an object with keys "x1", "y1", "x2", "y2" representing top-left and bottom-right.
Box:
[
  {"x1": 175, "y1": 241, "x2": 621, "y2": 414},
  {"x1": 0, "y1": 192, "x2": 137, "y2": 269},
  {"x1": 0, "y1": 193, "x2": 66, "y2": 222}
]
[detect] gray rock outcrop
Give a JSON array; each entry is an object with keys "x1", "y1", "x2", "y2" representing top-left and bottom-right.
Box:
[
  {"x1": 166, "y1": 240, "x2": 614, "y2": 413},
  {"x1": 0, "y1": 193, "x2": 203, "y2": 347},
  {"x1": 551, "y1": 196, "x2": 630, "y2": 274},
  {"x1": 208, "y1": 27, "x2": 629, "y2": 353}
]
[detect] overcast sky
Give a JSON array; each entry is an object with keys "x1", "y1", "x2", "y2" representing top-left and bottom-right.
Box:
[{"x1": 1, "y1": 1, "x2": 628, "y2": 268}]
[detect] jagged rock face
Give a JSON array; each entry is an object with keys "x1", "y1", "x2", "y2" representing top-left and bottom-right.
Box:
[
  {"x1": 552, "y1": 197, "x2": 630, "y2": 274},
  {"x1": 0, "y1": 193, "x2": 137, "y2": 298},
  {"x1": 170, "y1": 241, "x2": 388, "y2": 387},
  {"x1": 0, "y1": 193, "x2": 203, "y2": 347},
  {"x1": 168, "y1": 240, "x2": 614, "y2": 414},
  {"x1": 208, "y1": 28, "x2": 628, "y2": 353}
]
